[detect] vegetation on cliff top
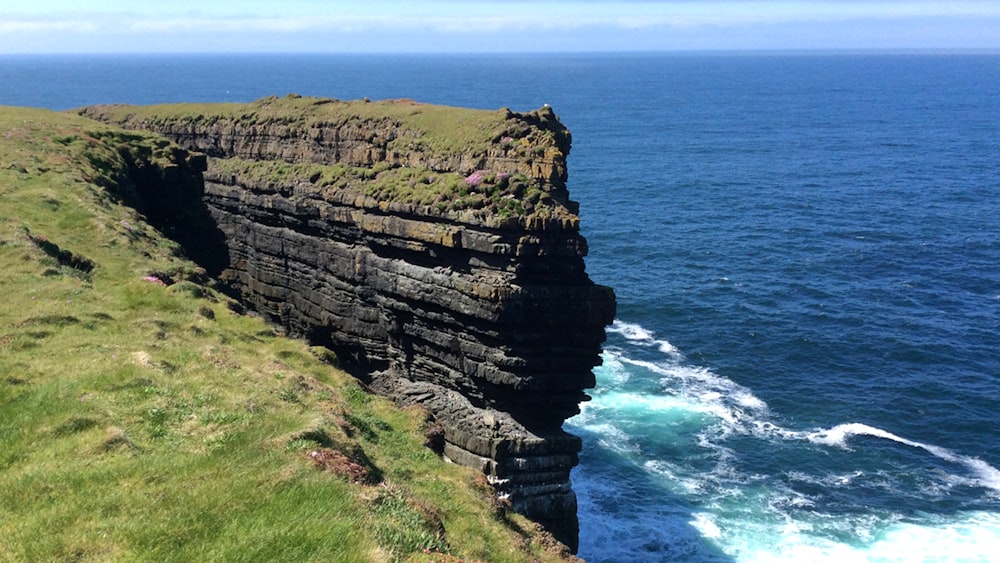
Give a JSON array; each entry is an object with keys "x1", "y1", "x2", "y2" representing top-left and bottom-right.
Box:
[
  {"x1": 0, "y1": 106, "x2": 574, "y2": 562},
  {"x1": 81, "y1": 94, "x2": 568, "y2": 165},
  {"x1": 210, "y1": 157, "x2": 546, "y2": 220},
  {"x1": 80, "y1": 95, "x2": 577, "y2": 225}
]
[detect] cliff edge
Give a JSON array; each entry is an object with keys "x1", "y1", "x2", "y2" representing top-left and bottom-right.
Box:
[{"x1": 80, "y1": 96, "x2": 616, "y2": 551}]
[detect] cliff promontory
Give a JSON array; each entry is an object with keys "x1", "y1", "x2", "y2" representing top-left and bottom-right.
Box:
[{"x1": 80, "y1": 96, "x2": 615, "y2": 551}]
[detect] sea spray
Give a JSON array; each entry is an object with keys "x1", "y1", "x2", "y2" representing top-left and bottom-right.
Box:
[{"x1": 569, "y1": 320, "x2": 1000, "y2": 561}]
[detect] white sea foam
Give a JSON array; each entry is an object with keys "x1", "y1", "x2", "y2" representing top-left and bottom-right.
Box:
[
  {"x1": 805, "y1": 422, "x2": 902, "y2": 447},
  {"x1": 644, "y1": 459, "x2": 706, "y2": 494},
  {"x1": 690, "y1": 512, "x2": 722, "y2": 539},
  {"x1": 604, "y1": 322, "x2": 1000, "y2": 497},
  {"x1": 617, "y1": 355, "x2": 770, "y2": 438},
  {"x1": 592, "y1": 386, "x2": 688, "y2": 412},
  {"x1": 733, "y1": 389, "x2": 768, "y2": 410},
  {"x1": 614, "y1": 326, "x2": 1000, "y2": 496},
  {"x1": 659, "y1": 340, "x2": 682, "y2": 356},
  {"x1": 607, "y1": 319, "x2": 685, "y2": 360},
  {"x1": 597, "y1": 350, "x2": 631, "y2": 385},
  {"x1": 805, "y1": 422, "x2": 1000, "y2": 493},
  {"x1": 606, "y1": 319, "x2": 655, "y2": 341},
  {"x1": 787, "y1": 469, "x2": 865, "y2": 488},
  {"x1": 720, "y1": 511, "x2": 1000, "y2": 563},
  {"x1": 574, "y1": 466, "x2": 721, "y2": 562},
  {"x1": 864, "y1": 513, "x2": 1000, "y2": 563},
  {"x1": 579, "y1": 319, "x2": 1000, "y2": 561},
  {"x1": 574, "y1": 420, "x2": 640, "y2": 455}
]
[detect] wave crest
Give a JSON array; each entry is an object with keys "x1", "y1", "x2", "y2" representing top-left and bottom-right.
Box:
[
  {"x1": 806, "y1": 422, "x2": 1000, "y2": 493},
  {"x1": 595, "y1": 319, "x2": 1000, "y2": 494}
]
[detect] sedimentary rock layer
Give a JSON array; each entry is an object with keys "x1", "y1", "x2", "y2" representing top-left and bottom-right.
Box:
[{"x1": 80, "y1": 96, "x2": 615, "y2": 551}]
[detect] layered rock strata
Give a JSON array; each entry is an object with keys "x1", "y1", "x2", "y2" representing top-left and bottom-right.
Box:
[{"x1": 81, "y1": 96, "x2": 615, "y2": 551}]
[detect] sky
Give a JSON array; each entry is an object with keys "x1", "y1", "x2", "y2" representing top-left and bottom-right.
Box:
[{"x1": 2, "y1": 1, "x2": 999, "y2": 54}]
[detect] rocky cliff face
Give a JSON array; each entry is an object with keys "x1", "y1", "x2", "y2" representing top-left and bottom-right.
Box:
[{"x1": 80, "y1": 96, "x2": 615, "y2": 551}]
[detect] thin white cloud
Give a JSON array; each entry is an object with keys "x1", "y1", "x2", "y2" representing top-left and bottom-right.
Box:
[
  {"x1": 0, "y1": 19, "x2": 99, "y2": 34},
  {"x1": 2, "y1": 1, "x2": 1000, "y2": 52},
  {"x1": 6, "y1": 1, "x2": 1000, "y2": 36}
]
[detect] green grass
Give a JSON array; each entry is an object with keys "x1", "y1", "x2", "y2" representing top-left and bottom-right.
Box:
[
  {"x1": 78, "y1": 95, "x2": 512, "y2": 156},
  {"x1": 78, "y1": 95, "x2": 575, "y2": 223},
  {"x1": 209, "y1": 156, "x2": 545, "y2": 218},
  {"x1": 0, "y1": 106, "x2": 573, "y2": 562}
]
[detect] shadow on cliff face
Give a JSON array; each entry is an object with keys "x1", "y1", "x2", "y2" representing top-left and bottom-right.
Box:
[
  {"x1": 305, "y1": 324, "x2": 390, "y2": 379},
  {"x1": 96, "y1": 141, "x2": 230, "y2": 277}
]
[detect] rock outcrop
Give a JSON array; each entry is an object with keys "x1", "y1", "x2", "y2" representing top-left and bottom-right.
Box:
[{"x1": 80, "y1": 96, "x2": 615, "y2": 551}]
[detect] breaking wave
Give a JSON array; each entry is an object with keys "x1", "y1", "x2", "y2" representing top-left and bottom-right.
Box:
[{"x1": 570, "y1": 319, "x2": 1000, "y2": 561}]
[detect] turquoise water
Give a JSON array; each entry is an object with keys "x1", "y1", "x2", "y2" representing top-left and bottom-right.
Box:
[
  {"x1": 562, "y1": 54, "x2": 1000, "y2": 562},
  {"x1": 3, "y1": 53, "x2": 999, "y2": 561}
]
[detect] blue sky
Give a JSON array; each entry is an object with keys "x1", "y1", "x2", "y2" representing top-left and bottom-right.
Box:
[{"x1": 2, "y1": 1, "x2": 999, "y2": 53}]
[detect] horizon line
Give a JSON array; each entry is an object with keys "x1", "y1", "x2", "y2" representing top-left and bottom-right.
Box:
[{"x1": 4, "y1": 47, "x2": 1000, "y2": 57}]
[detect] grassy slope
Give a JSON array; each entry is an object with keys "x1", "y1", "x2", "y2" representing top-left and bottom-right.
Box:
[{"x1": 0, "y1": 107, "x2": 571, "y2": 562}]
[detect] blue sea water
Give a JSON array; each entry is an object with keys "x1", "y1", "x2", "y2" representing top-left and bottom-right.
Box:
[{"x1": 3, "y1": 52, "x2": 999, "y2": 561}]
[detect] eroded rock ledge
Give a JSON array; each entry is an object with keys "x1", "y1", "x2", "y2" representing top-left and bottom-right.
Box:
[{"x1": 80, "y1": 96, "x2": 615, "y2": 551}]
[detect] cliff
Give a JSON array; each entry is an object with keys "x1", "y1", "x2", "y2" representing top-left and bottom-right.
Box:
[{"x1": 79, "y1": 96, "x2": 616, "y2": 551}]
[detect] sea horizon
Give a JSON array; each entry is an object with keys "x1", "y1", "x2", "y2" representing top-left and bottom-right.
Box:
[{"x1": 3, "y1": 52, "x2": 998, "y2": 561}]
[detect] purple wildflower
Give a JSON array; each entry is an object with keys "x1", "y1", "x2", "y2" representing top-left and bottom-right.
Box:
[{"x1": 465, "y1": 170, "x2": 486, "y2": 187}]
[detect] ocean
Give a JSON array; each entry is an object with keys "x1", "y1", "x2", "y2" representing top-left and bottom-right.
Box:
[{"x1": 2, "y1": 52, "x2": 998, "y2": 562}]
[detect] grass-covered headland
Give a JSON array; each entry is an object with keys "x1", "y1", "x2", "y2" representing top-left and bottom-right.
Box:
[
  {"x1": 81, "y1": 95, "x2": 576, "y2": 227},
  {"x1": 0, "y1": 106, "x2": 574, "y2": 562}
]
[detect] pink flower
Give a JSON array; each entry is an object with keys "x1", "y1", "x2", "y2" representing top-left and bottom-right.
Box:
[{"x1": 465, "y1": 170, "x2": 485, "y2": 187}]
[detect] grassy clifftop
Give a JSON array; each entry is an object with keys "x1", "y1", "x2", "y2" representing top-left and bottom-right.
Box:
[
  {"x1": 80, "y1": 95, "x2": 577, "y2": 227},
  {"x1": 0, "y1": 106, "x2": 573, "y2": 562},
  {"x1": 80, "y1": 94, "x2": 538, "y2": 157}
]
